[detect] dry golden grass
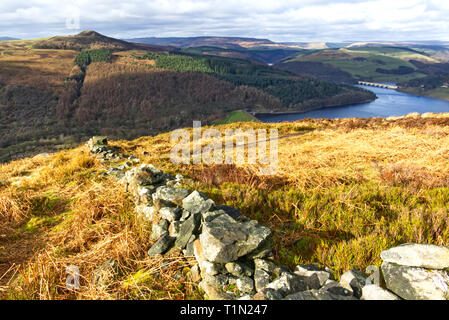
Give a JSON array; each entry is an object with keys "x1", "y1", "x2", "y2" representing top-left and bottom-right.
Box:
[
  {"x1": 1, "y1": 114, "x2": 449, "y2": 299},
  {"x1": 0, "y1": 147, "x2": 202, "y2": 300},
  {"x1": 0, "y1": 41, "x2": 76, "y2": 92}
]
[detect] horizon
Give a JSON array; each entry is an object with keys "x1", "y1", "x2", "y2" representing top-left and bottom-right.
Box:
[{"x1": 1, "y1": 0, "x2": 449, "y2": 42}]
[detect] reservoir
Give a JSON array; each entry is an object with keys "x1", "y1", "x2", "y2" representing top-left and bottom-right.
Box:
[{"x1": 256, "y1": 85, "x2": 449, "y2": 123}]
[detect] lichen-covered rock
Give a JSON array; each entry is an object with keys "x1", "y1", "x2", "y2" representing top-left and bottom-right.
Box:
[
  {"x1": 236, "y1": 276, "x2": 255, "y2": 295},
  {"x1": 264, "y1": 273, "x2": 308, "y2": 297},
  {"x1": 150, "y1": 219, "x2": 169, "y2": 241},
  {"x1": 294, "y1": 264, "x2": 332, "y2": 290},
  {"x1": 284, "y1": 288, "x2": 357, "y2": 301},
  {"x1": 123, "y1": 164, "x2": 165, "y2": 195},
  {"x1": 361, "y1": 284, "x2": 401, "y2": 300},
  {"x1": 193, "y1": 240, "x2": 226, "y2": 277},
  {"x1": 253, "y1": 288, "x2": 284, "y2": 300},
  {"x1": 148, "y1": 234, "x2": 175, "y2": 256},
  {"x1": 174, "y1": 213, "x2": 201, "y2": 249},
  {"x1": 91, "y1": 260, "x2": 118, "y2": 289},
  {"x1": 154, "y1": 186, "x2": 189, "y2": 207},
  {"x1": 158, "y1": 207, "x2": 182, "y2": 222},
  {"x1": 199, "y1": 213, "x2": 271, "y2": 264},
  {"x1": 381, "y1": 243, "x2": 449, "y2": 270},
  {"x1": 381, "y1": 262, "x2": 449, "y2": 300},
  {"x1": 199, "y1": 274, "x2": 238, "y2": 300},
  {"x1": 182, "y1": 191, "x2": 215, "y2": 214},
  {"x1": 254, "y1": 259, "x2": 285, "y2": 292},
  {"x1": 340, "y1": 269, "x2": 368, "y2": 299},
  {"x1": 225, "y1": 261, "x2": 254, "y2": 278}
]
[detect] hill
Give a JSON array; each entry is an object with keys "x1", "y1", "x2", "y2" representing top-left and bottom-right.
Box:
[
  {"x1": 33, "y1": 31, "x2": 166, "y2": 52},
  {"x1": 1, "y1": 113, "x2": 448, "y2": 299},
  {"x1": 128, "y1": 36, "x2": 306, "y2": 65},
  {"x1": 277, "y1": 47, "x2": 436, "y2": 83},
  {"x1": 0, "y1": 32, "x2": 375, "y2": 163},
  {"x1": 0, "y1": 37, "x2": 20, "y2": 42}
]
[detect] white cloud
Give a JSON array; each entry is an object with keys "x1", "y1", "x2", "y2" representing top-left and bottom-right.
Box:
[{"x1": 0, "y1": 0, "x2": 448, "y2": 41}]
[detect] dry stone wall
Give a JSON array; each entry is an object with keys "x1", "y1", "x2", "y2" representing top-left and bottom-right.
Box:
[{"x1": 88, "y1": 137, "x2": 449, "y2": 300}]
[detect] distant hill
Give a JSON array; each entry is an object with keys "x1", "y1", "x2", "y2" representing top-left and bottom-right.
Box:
[
  {"x1": 126, "y1": 36, "x2": 281, "y2": 50},
  {"x1": 33, "y1": 31, "x2": 166, "y2": 51},
  {"x1": 0, "y1": 37, "x2": 20, "y2": 41}
]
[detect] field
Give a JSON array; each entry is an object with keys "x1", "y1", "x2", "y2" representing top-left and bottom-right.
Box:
[
  {"x1": 212, "y1": 110, "x2": 259, "y2": 124},
  {"x1": 400, "y1": 87, "x2": 449, "y2": 101},
  {"x1": 1, "y1": 113, "x2": 449, "y2": 299}
]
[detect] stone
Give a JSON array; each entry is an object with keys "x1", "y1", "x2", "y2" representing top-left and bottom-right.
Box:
[
  {"x1": 154, "y1": 186, "x2": 189, "y2": 206},
  {"x1": 236, "y1": 276, "x2": 255, "y2": 294},
  {"x1": 190, "y1": 264, "x2": 202, "y2": 283},
  {"x1": 199, "y1": 274, "x2": 237, "y2": 300},
  {"x1": 158, "y1": 207, "x2": 182, "y2": 222},
  {"x1": 254, "y1": 259, "x2": 285, "y2": 292},
  {"x1": 361, "y1": 284, "x2": 401, "y2": 300},
  {"x1": 253, "y1": 288, "x2": 283, "y2": 300},
  {"x1": 381, "y1": 243, "x2": 449, "y2": 270},
  {"x1": 180, "y1": 210, "x2": 191, "y2": 222},
  {"x1": 193, "y1": 240, "x2": 226, "y2": 277},
  {"x1": 169, "y1": 221, "x2": 181, "y2": 237},
  {"x1": 174, "y1": 213, "x2": 202, "y2": 250},
  {"x1": 225, "y1": 261, "x2": 254, "y2": 278},
  {"x1": 199, "y1": 213, "x2": 271, "y2": 264},
  {"x1": 214, "y1": 205, "x2": 246, "y2": 220},
  {"x1": 148, "y1": 234, "x2": 175, "y2": 256},
  {"x1": 184, "y1": 241, "x2": 195, "y2": 257},
  {"x1": 294, "y1": 264, "x2": 332, "y2": 290},
  {"x1": 123, "y1": 164, "x2": 164, "y2": 194},
  {"x1": 150, "y1": 219, "x2": 169, "y2": 241},
  {"x1": 320, "y1": 280, "x2": 354, "y2": 298},
  {"x1": 284, "y1": 289, "x2": 357, "y2": 301},
  {"x1": 340, "y1": 269, "x2": 368, "y2": 299},
  {"x1": 264, "y1": 273, "x2": 308, "y2": 297},
  {"x1": 381, "y1": 262, "x2": 449, "y2": 300},
  {"x1": 182, "y1": 191, "x2": 215, "y2": 214}
]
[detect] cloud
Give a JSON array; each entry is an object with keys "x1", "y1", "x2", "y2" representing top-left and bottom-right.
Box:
[{"x1": 0, "y1": 0, "x2": 448, "y2": 41}]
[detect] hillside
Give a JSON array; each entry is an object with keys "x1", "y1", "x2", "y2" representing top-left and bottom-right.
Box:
[
  {"x1": 33, "y1": 31, "x2": 166, "y2": 52},
  {"x1": 128, "y1": 36, "x2": 306, "y2": 65},
  {"x1": 276, "y1": 46, "x2": 439, "y2": 83},
  {"x1": 0, "y1": 32, "x2": 375, "y2": 163},
  {"x1": 1, "y1": 113, "x2": 449, "y2": 299}
]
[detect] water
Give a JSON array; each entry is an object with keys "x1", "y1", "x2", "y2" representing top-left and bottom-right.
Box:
[{"x1": 256, "y1": 85, "x2": 449, "y2": 123}]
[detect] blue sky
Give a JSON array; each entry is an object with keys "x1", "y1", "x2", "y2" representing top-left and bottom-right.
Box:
[{"x1": 1, "y1": 0, "x2": 449, "y2": 42}]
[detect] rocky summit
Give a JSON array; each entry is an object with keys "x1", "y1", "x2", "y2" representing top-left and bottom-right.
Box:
[{"x1": 87, "y1": 137, "x2": 449, "y2": 300}]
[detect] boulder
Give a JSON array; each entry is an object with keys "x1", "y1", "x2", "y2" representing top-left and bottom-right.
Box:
[
  {"x1": 154, "y1": 186, "x2": 189, "y2": 206},
  {"x1": 254, "y1": 259, "x2": 285, "y2": 292},
  {"x1": 361, "y1": 284, "x2": 401, "y2": 300},
  {"x1": 182, "y1": 191, "x2": 215, "y2": 214},
  {"x1": 340, "y1": 269, "x2": 368, "y2": 299},
  {"x1": 264, "y1": 273, "x2": 308, "y2": 297},
  {"x1": 148, "y1": 234, "x2": 175, "y2": 256},
  {"x1": 199, "y1": 274, "x2": 238, "y2": 300},
  {"x1": 199, "y1": 213, "x2": 271, "y2": 264},
  {"x1": 174, "y1": 213, "x2": 202, "y2": 249},
  {"x1": 225, "y1": 261, "x2": 254, "y2": 278},
  {"x1": 294, "y1": 264, "x2": 332, "y2": 290},
  {"x1": 382, "y1": 262, "x2": 449, "y2": 300},
  {"x1": 150, "y1": 219, "x2": 169, "y2": 241},
  {"x1": 158, "y1": 207, "x2": 182, "y2": 222},
  {"x1": 381, "y1": 243, "x2": 449, "y2": 270},
  {"x1": 236, "y1": 276, "x2": 255, "y2": 295}
]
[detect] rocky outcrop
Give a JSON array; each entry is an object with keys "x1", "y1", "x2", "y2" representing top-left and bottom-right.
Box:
[{"x1": 87, "y1": 137, "x2": 449, "y2": 300}]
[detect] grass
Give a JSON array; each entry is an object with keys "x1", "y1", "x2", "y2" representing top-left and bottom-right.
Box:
[
  {"x1": 212, "y1": 110, "x2": 259, "y2": 125},
  {"x1": 1, "y1": 114, "x2": 449, "y2": 299},
  {"x1": 400, "y1": 87, "x2": 449, "y2": 101}
]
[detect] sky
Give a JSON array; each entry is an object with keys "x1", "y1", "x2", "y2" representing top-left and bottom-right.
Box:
[{"x1": 1, "y1": 0, "x2": 449, "y2": 42}]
